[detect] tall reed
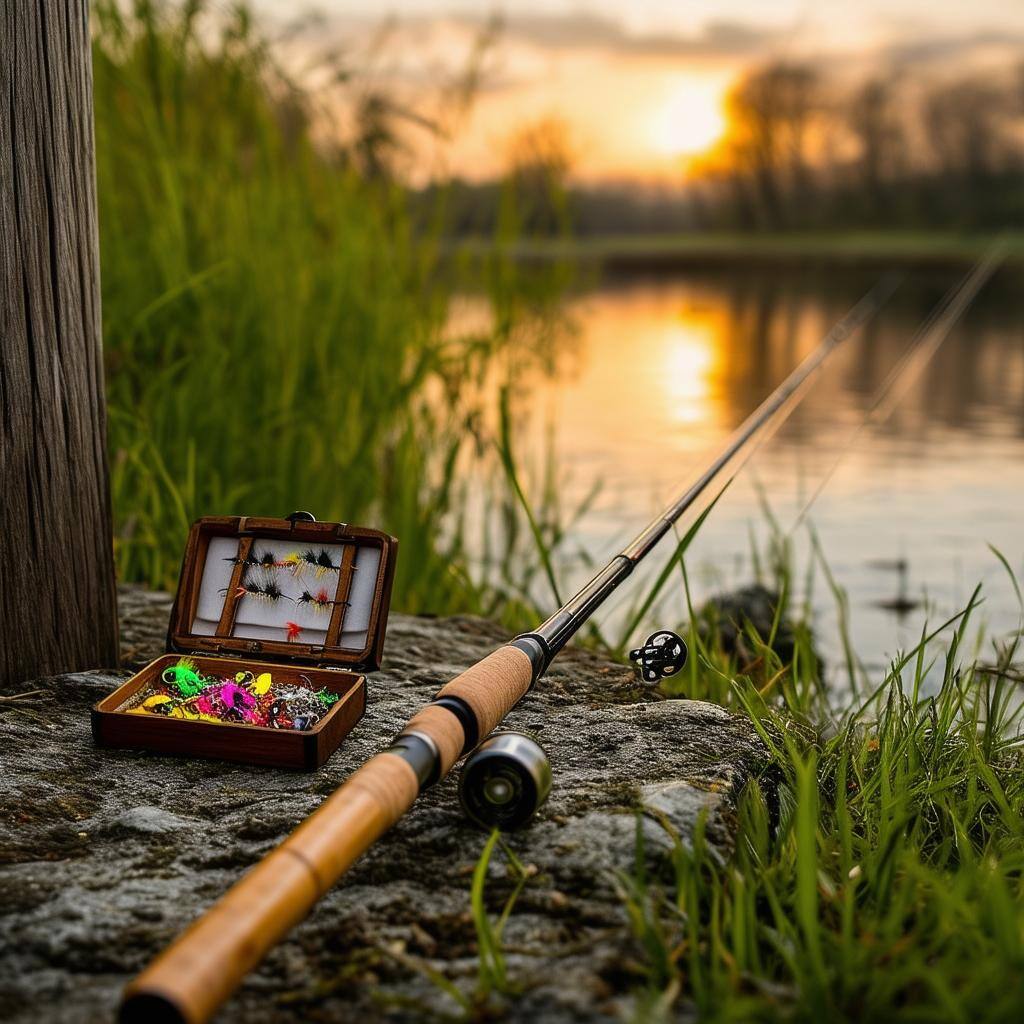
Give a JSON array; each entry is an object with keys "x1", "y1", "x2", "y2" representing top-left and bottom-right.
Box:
[
  {"x1": 617, "y1": 538, "x2": 1024, "y2": 1022},
  {"x1": 92, "y1": 0, "x2": 540, "y2": 614}
]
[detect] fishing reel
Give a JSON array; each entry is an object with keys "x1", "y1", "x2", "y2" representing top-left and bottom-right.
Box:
[
  {"x1": 629, "y1": 629, "x2": 688, "y2": 683},
  {"x1": 459, "y1": 732, "x2": 552, "y2": 831}
]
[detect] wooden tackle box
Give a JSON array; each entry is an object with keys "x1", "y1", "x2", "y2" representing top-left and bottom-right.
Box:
[{"x1": 93, "y1": 513, "x2": 398, "y2": 769}]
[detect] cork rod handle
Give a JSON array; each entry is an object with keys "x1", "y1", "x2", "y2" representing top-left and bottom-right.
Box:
[{"x1": 121, "y1": 645, "x2": 535, "y2": 1024}]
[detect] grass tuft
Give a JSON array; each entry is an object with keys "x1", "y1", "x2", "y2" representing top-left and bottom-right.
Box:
[
  {"x1": 613, "y1": 537, "x2": 1024, "y2": 1022},
  {"x1": 92, "y1": 0, "x2": 570, "y2": 622}
]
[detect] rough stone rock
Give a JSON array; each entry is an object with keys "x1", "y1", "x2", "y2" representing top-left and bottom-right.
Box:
[
  {"x1": 0, "y1": 588, "x2": 769, "y2": 1023},
  {"x1": 116, "y1": 584, "x2": 177, "y2": 670},
  {"x1": 700, "y1": 583, "x2": 805, "y2": 668}
]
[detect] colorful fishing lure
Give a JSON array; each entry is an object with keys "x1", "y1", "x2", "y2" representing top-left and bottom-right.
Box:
[
  {"x1": 231, "y1": 576, "x2": 287, "y2": 603},
  {"x1": 224, "y1": 548, "x2": 282, "y2": 570},
  {"x1": 130, "y1": 664, "x2": 337, "y2": 732},
  {"x1": 195, "y1": 681, "x2": 258, "y2": 724},
  {"x1": 131, "y1": 694, "x2": 174, "y2": 715},
  {"x1": 270, "y1": 684, "x2": 325, "y2": 730},
  {"x1": 128, "y1": 693, "x2": 221, "y2": 722},
  {"x1": 296, "y1": 587, "x2": 333, "y2": 614},
  {"x1": 283, "y1": 548, "x2": 340, "y2": 578},
  {"x1": 160, "y1": 656, "x2": 205, "y2": 697},
  {"x1": 298, "y1": 676, "x2": 340, "y2": 709}
]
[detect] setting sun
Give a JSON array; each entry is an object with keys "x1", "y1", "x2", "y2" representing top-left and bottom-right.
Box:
[{"x1": 648, "y1": 74, "x2": 729, "y2": 162}]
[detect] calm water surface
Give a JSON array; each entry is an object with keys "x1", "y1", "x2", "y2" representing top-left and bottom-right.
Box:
[{"x1": 495, "y1": 268, "x2": 1024, "y2": 687}]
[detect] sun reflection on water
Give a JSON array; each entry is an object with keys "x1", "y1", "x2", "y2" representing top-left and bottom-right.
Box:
[{"x1": 661, "y1": 314, "x2": 720, "y2": 427}]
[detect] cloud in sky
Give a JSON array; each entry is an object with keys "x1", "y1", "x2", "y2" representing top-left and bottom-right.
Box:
[
  {"x1": 258, "y1": 0, "x2": 1024, "y2": 46},
  {"x1": 473, "y1": 8, "x2": 1024, "y2": 68},
  {"x1": 881, "y1": 29, "x2": 1024, "y2": 67},
  {"x1": 265, "y1": 3, "x2": 1024, "y2": 78},
  {"x1": 487, "y1": 13, "x2": 787, "y2": 57}
]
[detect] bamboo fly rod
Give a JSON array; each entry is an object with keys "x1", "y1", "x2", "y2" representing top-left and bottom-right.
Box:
[{"x1": 121, "y1": 276, "x2": 899, "y2": 1023}]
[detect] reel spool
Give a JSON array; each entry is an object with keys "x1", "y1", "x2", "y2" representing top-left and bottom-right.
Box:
[{"x1": 459, "y1": 733, "x2": 552, "y2": 831}]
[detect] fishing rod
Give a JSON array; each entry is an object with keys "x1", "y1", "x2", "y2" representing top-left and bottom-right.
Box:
[{"x1": 121, "y1": 276, "x2": 898, "y2": 1024}]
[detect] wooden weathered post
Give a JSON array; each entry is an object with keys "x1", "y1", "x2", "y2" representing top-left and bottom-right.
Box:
[{"x1": 0, "y1": 2, "x2": 119, "y2": 683}]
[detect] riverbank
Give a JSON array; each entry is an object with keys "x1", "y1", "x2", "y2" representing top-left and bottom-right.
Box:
[
  {"x1": 451, "y1": 231, "x2": 1024, "y2": 273},
  {"x1": 2, "y1": 582, "x2": 1021, "y2": 1022},
  {"x1": 0, "y1": 586, "x2": 768, "y2": 1023}
]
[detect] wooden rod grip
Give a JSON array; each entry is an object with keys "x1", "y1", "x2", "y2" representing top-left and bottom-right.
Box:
[
  {"x1": 120, "y1": 753, "x2": 418, "y2": 1024},
  {"x1": 402, "y1": 703, "x2": 466, "y2": 775},
  {"x1": 121, "y1": 644, "x2": 534, "y2": 1023},
  {"x1": 436, "y1": 645, "x2": 534, "y2": 739}
]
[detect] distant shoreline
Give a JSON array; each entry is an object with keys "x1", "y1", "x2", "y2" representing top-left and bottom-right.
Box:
[{"x1": 447, "y1": 232, "x2": 1024, "y2": 272}]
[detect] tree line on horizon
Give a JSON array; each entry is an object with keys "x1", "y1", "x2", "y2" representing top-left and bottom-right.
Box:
[
  {"x1": 424, "y1": 59, "x2": 1024, "y2": 238},
  {"x1": 92, "y1": 2, "x2": 1024, "y2": 239},
  {"x1": 687, "y1": 60, "x2": 1024, "y2": 233}
]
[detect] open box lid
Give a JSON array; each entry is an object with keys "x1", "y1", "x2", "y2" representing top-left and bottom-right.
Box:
[{"x1": 167, "y1": 514, "x2": 398, "y2": 671}]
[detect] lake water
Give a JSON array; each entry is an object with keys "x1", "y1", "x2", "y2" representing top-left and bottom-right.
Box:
[{"x1": 492, "y1": 266, "x2": 1024, "y2": 690}]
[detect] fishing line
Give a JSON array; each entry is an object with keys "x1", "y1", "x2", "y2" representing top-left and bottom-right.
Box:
[
  {"x1": 787, "y1": 241, "x2": 1007, "y2": 534},
  {"x1": 598, "y1": 247, "x2": 1001, "y2": 657},
  {"x1": 592, "y1": 275, "x2": 904, "y2": 647}
]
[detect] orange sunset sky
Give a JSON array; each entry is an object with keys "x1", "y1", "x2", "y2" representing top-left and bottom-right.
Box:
[{"x1": 256, "y1": 0, "x2": 1024, "y2": 184}]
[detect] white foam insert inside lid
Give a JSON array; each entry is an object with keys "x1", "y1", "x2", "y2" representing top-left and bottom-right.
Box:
[
  {"x1": 189, "y1": 535, "x2": 382, "y2": 651},
  {"x1": 191, "y1": 536, "x2": 239, "y2": 636},
  {"x1": 339, "y1": 543, "x2": 382, "y2": 650}
]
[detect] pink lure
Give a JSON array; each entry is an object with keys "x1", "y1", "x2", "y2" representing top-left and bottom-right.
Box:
[{"x1": 219, "y1": 682, "x2": 255, "y2": 711}]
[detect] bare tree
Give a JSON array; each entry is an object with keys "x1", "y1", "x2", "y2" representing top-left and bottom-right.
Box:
[
  {"x1": 688, "y1": 59, "x2": 1024, "y2": 232},
  {"x1": 847, "y1": 77, "x2": 907, "y2": 219},
  {"x1": 924, "y1": 77, "x2": 1013, "y2": 183},
  {"x1": 717, "y1": 63, "x2": 822, "y2": 229}
]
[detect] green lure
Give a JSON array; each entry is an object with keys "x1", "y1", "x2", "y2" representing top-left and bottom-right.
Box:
[
  {"x1": 162, "y1": 657, "x2": 206, "y2": 697},
  {"x1": 315, "y1": 688, "x2": 340, "y2": 707}
]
